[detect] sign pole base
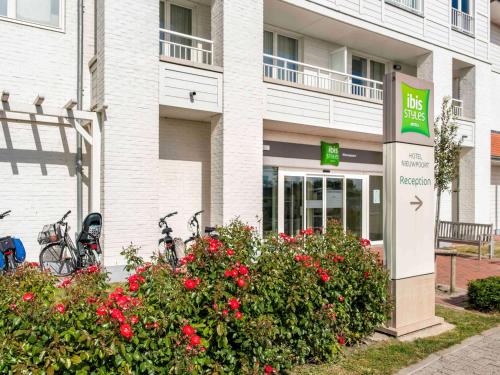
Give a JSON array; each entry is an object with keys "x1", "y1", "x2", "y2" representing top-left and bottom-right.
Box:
[{"x1": 378, "y1": 273, "x2": 443, "y2": 337}]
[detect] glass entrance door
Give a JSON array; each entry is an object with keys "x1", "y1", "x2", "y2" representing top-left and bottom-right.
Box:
[
  {"x1": 326, "y1": 177, "x2": 343, "y2": 225},
  {"x1": 306, "y1": 177, "x2": 323, "y2": 230},
  {"x1": 280, "y1": 172, "x2": 368, "y2": 237},
  {"x1": 284, "y1": 176, "x2": 303, "y2": 235}
]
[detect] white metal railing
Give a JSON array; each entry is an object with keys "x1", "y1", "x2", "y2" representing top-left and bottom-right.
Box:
[
  {"x1": 451, "y1": 8, "x2": 474, "y2": 35},
  {"x1": 452, "y1": 98, "x2": 464, "y2": 118},
  {"x1": 385, "y1": 0, "x2": 423, "y2": 13},
  {"x1": 263, "y1": 54, "x2": 384, "y2": 102},
  {"x1": 159, "y1": 28, "x2": 214, "y2": 65}
]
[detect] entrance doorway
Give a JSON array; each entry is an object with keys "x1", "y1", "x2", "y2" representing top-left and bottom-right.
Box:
[{"x1": 277, "y1": 170, "x2": 380, "y2": 240}]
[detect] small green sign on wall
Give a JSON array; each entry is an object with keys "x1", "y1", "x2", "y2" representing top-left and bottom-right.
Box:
[
  {"x1": 321, "y1": 142, "x2": 340, "y2": 166},
  {"x1": 401, "y1": 82, "x2": 430, "y2": 137}
]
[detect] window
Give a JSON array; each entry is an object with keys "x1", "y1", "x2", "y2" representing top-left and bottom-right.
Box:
[
  {"x1": 351, "y1": 55, "x2": 385, "y2": 99},
  {"x1": 0, "y1": 0, "x2": 6, "y2": 16},
  {"x1": 263, "y1": 30, "x2": 299, "y2": 83},
  {"x1": 452, "y1": 0, "x2": 470, "y2": 14},
  {"x1": 263, "y1": 166, "x2": 278, "y2": 235},
  {"x1": 384, "y1": 0, "x2": 423, "y2": 14},
  {"x1": 451, "y1": 0, "x2": 473, "y2": 34},
  {"x1": 0, "y1": 0, "x2": 62, "y2": 29}
]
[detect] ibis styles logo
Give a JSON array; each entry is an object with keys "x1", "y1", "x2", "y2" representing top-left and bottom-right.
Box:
[
  {"x1": 401, "y1": 82, "x2": 430, "y2": 137},
  {"x1": 321, "y1": 142, "x2": 340, "y2": 166}
]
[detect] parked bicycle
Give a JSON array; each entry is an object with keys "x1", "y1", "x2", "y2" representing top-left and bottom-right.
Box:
[
  {"x1": 158, "y1": 211, "x2": 185, "y2": 270},
  {"x1": 184, "y1": 210, "x2": 218, "y2": 246},
  {"x1": 0, "y1": 210, "x2": 26, "y2": 273},
  {"x1": 38, "y1": 211, "x2": 102, "y2": 276}
]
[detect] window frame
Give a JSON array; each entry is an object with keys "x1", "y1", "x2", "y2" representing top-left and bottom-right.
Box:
[
  {"x1": 452, "y1": 0, "x2": 472, "y2": 15},
  {"x1": 160, "y1": 0, "x2": 198, "y2": 36},
  {"x1": 0, "y1": 0, "x2": 65, "y2": 32},
  {"x1": 263, "y1": 26, "x2": 303, "y2": 62}
]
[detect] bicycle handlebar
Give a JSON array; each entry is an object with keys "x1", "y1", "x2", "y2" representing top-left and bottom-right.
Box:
[
  {"x1": 159, "y1": 211, "x2": 178, "y2": 227},
  {"x1": 59, "y1": 210, "x2": 71, "y2": 223},
  {"x1": 0, "y1": 210, "x2": 11, "y2": 219}
]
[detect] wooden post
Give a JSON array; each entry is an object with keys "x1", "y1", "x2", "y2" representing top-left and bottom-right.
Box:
[{"x1": 450, "y1": 255, "x2": 456, "y2": 294}]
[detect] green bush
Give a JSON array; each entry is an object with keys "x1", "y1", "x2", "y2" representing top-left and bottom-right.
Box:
[
  {"x1": 467, "y1": 276, "x2": 500, "y2": 312},
  {"x1": 0, "y1": 221, "x2": 391, "y2": 374}
]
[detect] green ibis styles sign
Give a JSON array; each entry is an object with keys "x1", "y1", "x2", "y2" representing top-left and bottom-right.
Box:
[
  {"x1": 321, "y1": 142, "x2": 340, "y2": 166},
  {"x1": 401, "y1": 82, "x2": 430, "y2": 137}
]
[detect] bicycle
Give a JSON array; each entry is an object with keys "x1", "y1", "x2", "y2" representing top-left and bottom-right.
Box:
[
  {"x1": 158, "y1": 211, "x2": 185, "y2": 270},
  {"x1": 0, "y1": 210, "x2": 26, "y2": 273},
  {"x1": 184, "y1": 210, "x2": 218, "y2": 247},
  {"x1": 38, "y1": 211, "x2": 102, "y2": 276}
]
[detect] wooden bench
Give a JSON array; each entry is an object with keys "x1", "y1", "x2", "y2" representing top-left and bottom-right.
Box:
[{"x1": 436, "y1": 221, "x2": 494, "y2": 260}]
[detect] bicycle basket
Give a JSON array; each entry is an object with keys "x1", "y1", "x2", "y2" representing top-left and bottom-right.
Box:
[{"x1": 37, "y1": 224, "x2": 62, "y2": 245}]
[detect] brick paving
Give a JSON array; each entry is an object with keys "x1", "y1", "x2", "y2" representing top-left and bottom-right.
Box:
[
  {"x1": 371, "y1": 246, "x2": 500, "y2": 290},
  {"x1": 398, "y1": 327, "x2": 500, "y2": 375}
]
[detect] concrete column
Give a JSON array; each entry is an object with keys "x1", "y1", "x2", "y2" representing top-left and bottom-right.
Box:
[
  {"x1": 417, "y1": 50, "x2": 453, "y2": 222},
  {"x1": 210, "y1": 0, "x2": 264, "y2": 228},
  {"x1": 97, "y1": 0, "x2": 160, "y2": 266}
]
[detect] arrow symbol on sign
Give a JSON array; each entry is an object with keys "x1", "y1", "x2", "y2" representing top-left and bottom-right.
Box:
[{"x1": 410, "y1": 195, "x2": 423, "y2": 211}]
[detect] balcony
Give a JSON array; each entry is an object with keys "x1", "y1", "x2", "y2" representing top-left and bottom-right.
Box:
[
  {"x1": 158, "y1": 29, "x2": 222, "y2": 119},
  {"x1": 384, "y1": 0, "x2": 423, "y2": 14},
  {"x1": 263, "y1": 55, "x2": 384, "y2": 102},
  {"x1": 452, "y1": 98, "x2": 464, "y2": 118},
  {"x1": 159, "y1": 29, "x2": 214, "y2": 66},
  {"x1": 451, "y1": 8, "x2": 474, "y2": 35}
]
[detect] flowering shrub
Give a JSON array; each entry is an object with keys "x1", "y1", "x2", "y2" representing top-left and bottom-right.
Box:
[{"x1": 0, "y1": 221, "x2": 390, "y2": 373}]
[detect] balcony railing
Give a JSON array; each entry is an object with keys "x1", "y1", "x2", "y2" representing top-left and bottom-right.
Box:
[
  {"x1": 263, "y1": 54, "x2": 384, "y2": 102},
  {"x1": 452, "y1": 98, "x2": 464, "y2": 118},
  {"x1": 451, "y1": 9, "x2": 474, "y2": 35},
  {"x1": 385, "y1": 0, "x2": 423, "y2": 14},
  {"x1": 159, "y1": 29, "x2": 214, "y2": 65}
]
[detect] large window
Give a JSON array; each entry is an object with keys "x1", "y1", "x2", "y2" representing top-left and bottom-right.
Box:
[
  {"x1": 0, "y1": 0, "x2": 62, "y2": 29},
  {"x1": 263, "y1": 167, "x2": 278, "y2": 235},
  {"x1": 263, "y1": 30, "x2": 299, "y2": 82},
  {"x1": 451, "y1": 0, "x2": 473, "y2": 34}
]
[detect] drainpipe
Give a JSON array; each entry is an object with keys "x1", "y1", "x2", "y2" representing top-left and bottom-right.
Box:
[{"x1": 76, "y1": 0, "x2": 84, "y2": 230}]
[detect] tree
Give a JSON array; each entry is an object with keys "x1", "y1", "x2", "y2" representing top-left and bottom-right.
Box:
[{"x1": 434, "y1": 96, "x2": 462, "y2": 238}]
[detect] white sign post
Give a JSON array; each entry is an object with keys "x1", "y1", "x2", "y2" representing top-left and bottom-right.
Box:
[{"x1": 381, "y1": 72, "x2": 443, "y2": 336}]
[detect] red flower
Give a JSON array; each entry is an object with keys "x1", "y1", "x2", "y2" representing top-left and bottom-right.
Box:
[
  {"x1": 226, "y1": 248, "x2": 234, "y2": 256},
  {"x1": 238, "y1": 265, "x2": 248, "y2": 275},
  {"x1": 237, "y1": 278, "x2": 246, "y2": 287},
  {"x1": 222, "y1": 309, "x2": 229, "y2": 317},
  {"x1": 55, "y1": 303, "x2": 65, "y2": 314},
  {"x1": 294, "y1": 255, "x2": 302, "y2": 262},
  {"x1": 129, "y1": 282, "x2": 139, "y2": 292},
  {"x1": 184, "y1": 279, "x2": 197, "y2": 290},
  {"x1": 338, "y1": 295, "x2": 344, "y2": 302},
  {"x1": 87, "y1": 265, "x2": 99, "y2": 273},
  {"x1": 130, "y1": 315, "x2": 139, "y2": 325},
  {"x1": 9, "y1": 303, "x2": 16, "y2": 310},
  {"x1": 114, "y1": 287, "x2": 124, "y2": 294},
  {"x1": 224, "y1": 270, "x2": 232, "y2": 278},
  {"x1": 300, "y1": 228, "x2": 314, "y2": 236},
  {"x1": 182, "y1": 324, "x2": 196, "y2": 337},
  {"x1": 190, "y1": 335, "x2": 201, "y2": 346},
  {"x1": 264, "y1": 365, "x2": 274, "y2": 374},
  {"x1": 321, "y1": 274, "x2": 330, "y2": 282},
  {"x1": 231, "y1": 269, "x2": 238, "y2": 278},
  {"x1": 337, "y1": 335, "x2": 345, "y2": 345},
  {"x1": 110, "y1": 308, "x2": 124, "y2": 320},
  {"x1": 120, "y1": 323, "x2": 133, "y2": 339},
  {"x1": 228, "y1": 298, "x2": 240, "y2": 310},
  {"x1": 22, "y1": 292, "x2": 34, "y2": 302},
  {"x1": 235, "y1": 311, "x2": 243, "y2": 320},
  {"x1": 360, "y1": 238, "x2": 371, "y2": 247},
  {"x1": 187, "y1": 253, "x2": 195, "y2": 262},
  {"x1": 96, "y1": 306, "x2": 107, "y2": 316},
  {"x1": 58, "y1": 278, "x2": 72, "y2": 288},
  {"x1": 364, "y1": 271, "x2": 370, "y2": 279}
]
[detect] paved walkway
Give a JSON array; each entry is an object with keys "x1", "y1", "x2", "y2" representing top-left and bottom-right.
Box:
[
  {"x1": 397, "y1": 326, "x2": 500, "y2": 375},
  {"x1": 371, "y1": 247, "x2": 500, "y2": 290},
  {"x1": 435, "y1": 255, "x2": 500, "y2": 289}
]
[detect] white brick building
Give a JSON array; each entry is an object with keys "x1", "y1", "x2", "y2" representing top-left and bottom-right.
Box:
[{"x1": 0, "y1": 0, "x2": 498, "y2": 272}]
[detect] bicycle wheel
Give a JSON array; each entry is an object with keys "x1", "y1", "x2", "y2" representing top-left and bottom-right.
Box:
[{"x1": 39, "y1": 243, "x2": 77, "y2": 276}]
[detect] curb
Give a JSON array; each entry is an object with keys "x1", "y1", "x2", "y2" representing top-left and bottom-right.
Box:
[{"x1": 396, "y1": 325, "x2": 500, "y2": 375}]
